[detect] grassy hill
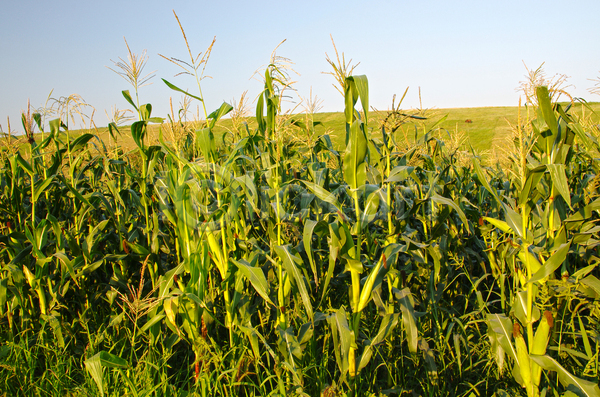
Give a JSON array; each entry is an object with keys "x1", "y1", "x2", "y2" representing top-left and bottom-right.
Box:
[{"x1": 9, "y1": 101, "x2": 600, "y2": 158}]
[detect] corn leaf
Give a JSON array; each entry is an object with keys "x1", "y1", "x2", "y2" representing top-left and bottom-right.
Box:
[
  {"x1": 473, "y1": 157, "x2": 501, "y2": 205},
  {"x1": 530, "y1": 355, "x2": 600, "y2": 397},
  {"x1": 343, "y1": 120, "x2": 368, "y2": 190},
  {"x1": 486, "y1": 314, "x2": 517, "y2": 363},
  {"x1": 140, "y1": 313, "x2": 166, "y2": 333},
  {"x1": 349, "y1": 75, "x2": 369, "y2": 124},
  {"x1": 547, "y1": 163, "x2": 572, "y2": 209},
  {"x1": 386, "y1": 166, "x2": 414, "y2": 182},
  {"x1": 513, "y1": 290, "x2": 540, "y2": 326},
  {"x1": 121, "y1": 90, "x2": 139, "y2": 111},
  {"x1": 484, "y1": 217, "x2": 513, "y2": 234},
  {"x1": 15, "y1": 152, "x2": 34, "y2": 175},
  {"x1": 517, "y1": 248, "x2": 543, "y2": 275},
  {"x1": 358, "y1": 313, "x2": 399, "y2": 372},
  {"x1": 327, "y1": 308, "x2": 353, "y2": 376},
  {"x1": 518, "y1": 165, "x2": 545, "y2": 205},
  {"x1": 161, "y1": 79, "x2": 203, "y2": 102},
  {"x1": 302, "y1": 180, "x2": 342, "y2": 212},
  {"x1": 233, "y1": 258, "x2": 274, "y2": 306},
  {"x1": 302, "y1": 219, "x2": 328, "y2": 286},
  {"x1": 207, "y1": 102, "x2": 233, "y2": 129},
  {"x1": 275, "y1": 245, "x2": 313, "y2": 321},
  {"x1": 397, "y1": 287, "x2": 418, "y2": 354},
  {"x1": 356, "y1": 255, "x2": 386, "y2": 313},
  {"x1": 528, "y1": 242, "x2": 570, "y2": 284},
  {"x1": 70, "y1": 133, "x2": 95, "y2": 152},
  {"x1": 431, "y1": 193, "x2": 470, "y2": 233},
  {"x1": 84, "y1": 353, "x2": 105, "y2": 396},
  {"x1": 418, "y1": 339, "x2": 438, "y2": 384},
  {"x1": 580, "y1": 275, "x2": 600, "y2": 297},
  {"x1": 536, "y1": 86, "x2": 558, "y2": 145}
]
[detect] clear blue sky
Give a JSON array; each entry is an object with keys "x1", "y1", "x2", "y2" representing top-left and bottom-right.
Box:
[{"x1": 2, "y1": 0, "x2": 600, "y2": 132}]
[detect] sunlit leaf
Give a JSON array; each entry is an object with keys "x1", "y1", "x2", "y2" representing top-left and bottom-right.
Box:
[{"x1": 530, "y1": 355, "x2": 600, "y2": 397}]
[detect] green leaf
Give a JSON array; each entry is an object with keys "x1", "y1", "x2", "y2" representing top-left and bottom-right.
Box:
[
  {"x1": 473, "y1": 157, "x2": 501, "y2": 205},
  {"x1": 570, "y1": 122, "x2": 597, "y2": 153},
  {"x1": 528, "y1": 242, "x2": 570, "y2": 284},
  {"x1": 580, "y1": 275, "x2": 600, "y2": 297},
  {"x1": 85, "y1": 351, "x2": 129, "y2": 396},
  {"x1": 343, "y1": 120, "x2": 368, "y2": 190},
  {"x1": 139, "y1": 103, "x2": 153, "y2": 121},
  {"x1": 536, "y1": 86, "x2": 558, "y2": 149},
  {"x1": 197, "y1": 127, "x2": 216, "y2": 163},
  {"x1": 275, "y1": 245, "x2": 313, "y2": 321},
  {"x1": 357, "y1": 313, "x2": 399, "y2": 372},
  {"x1": 518, "y1": 165, "x2": 545, "y2": 205},
  {"x1": 121, "y1": 90, "x2": 139, "y2": 112},
  {"x1": 357, "y1": 255, "x2": 386, "y2": 313},
  {"x1": 350, "y1": 75, "x2": 369, "y2": 124},
  {"x1": 131, "y1": 120, "x2": 147, "y2": 150},
  {"x1": 302, "y1": 181, "x2": 343, "y2": 212},
  {"x1": 397, "y1": 287, "x2": 418, "y2": 354},
  {"x1": 517, "y1": 248, "x2": 543, "y2": 275},
  {"x1": 98, "y1": 351, "x2": 128, "y2": 368},
  {"x1": 302, "y1": 220, "x2": 328, "y2": 287},
  {"x1": 107, "y1": 122, "x2": 121, "y2": 141},
  {"x1": 49, "y1": 118, "x2": 61, "y2": 137},
  {"x1": 513, "y1": 290, "x2": 540, "y2": 326},
  {"x1": 578, "y1": 314, "x2": 594, "y2": 360},
  {"x1": 33, "y1": 176, "x2": 54, "y2": 202},
  {"x1": 487, "y1": 320, "x2": 506, "y2": 375},
  {"x1": 255, "y1": 91, "x2": 266, "y2": 134},
  {"x1": 386, "y1": 166, "x2": 414, "y2": 182},
  {"x1": 140, "y1": 313, "x2": 166, "y2": 333},
  {"x1": 53, "y1": 251, "x2": 76, "y2": 281},
  {"x1": 84, "y1": 353, "x2": 105, "y2": 396},
  {"x1": 207, "y1": 102, "x2": 233, "y2": 129},
  {"x1": 547, "y1": 164, "x2": 572, "y2": 209},
  {"x1": 233, "y1": 258, "x2": 274, "y2": 306},
  {"x1": 0, "y1": 278, "x2": 7, "y2": 310},
  {"x1": 162, "y1": 79, "x2": 204, "y2": 102},
  {"x1": 278, "y1": 326, "x2": 303, "y2": 362},
  {"x1": 15, "y1": 152, "x2": 34, "y2": 175},
  {"x1": 486, "y1": 314, "x2": 517, "y2": 363},
  {"x1": 418, "y1": 339, "x2": 438, "y2": 384},
  {"x1": 530, "y1": 355, "x2": 600, "y2": 397},
  {"x1": 361, "y1": 187, "x2": 383, "y2": 226},
  {"x1": 59, "y1": 175, "x2": 91, "y2": 206},
  {"x1": 431, "y1": 193, "x2": 470, "y2": 233},
  {"x1": 503, "y1": 204, "x2": 529, "y2": 242},
  {"x1": 70, "y1": 133, "x2": 95, "y2": 152},
  {"x1": 233, "y1": 174, "x2": 259, "y2": 212},
  {"x1": 327, "y1": 307, "x2": 353, "y2": 376},
  {"x1": 484, "y1": 217, "x2": 513, "y2": 234},
  {"x1": 394, "y1": 287, "x2": 419, "y2": 354}
]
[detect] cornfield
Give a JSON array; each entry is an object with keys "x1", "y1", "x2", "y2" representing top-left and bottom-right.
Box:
[{"x1": 1, "y1": 31, "x2": 600, "y2": 397}]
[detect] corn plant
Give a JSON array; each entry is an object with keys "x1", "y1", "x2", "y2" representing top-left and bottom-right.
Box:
[
  {"x1": 1, "y1": 33, "x2": 599, "y2": 397},
  {"x1": 483, "y1": 87, "x2": 600, "y2": 397}
]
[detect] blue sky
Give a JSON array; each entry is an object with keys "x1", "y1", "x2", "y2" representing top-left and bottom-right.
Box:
[{"x1": 2, "y1": 0, "x2": 600, "y2": 132}]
